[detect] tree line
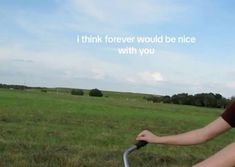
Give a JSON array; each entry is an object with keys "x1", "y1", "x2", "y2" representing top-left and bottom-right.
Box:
[
  {"x1": 0, "y1": 83, "x2": 103, "y2": 97},
  {"x1": 0, "y1": 83, "x2": 44, "y2": 90},
  {"x1": 144, "y1": 93, "x2": 234, "y2": 108},
  {"x1": 1, "y1": 83, "x2": 234, "y2": 107}
]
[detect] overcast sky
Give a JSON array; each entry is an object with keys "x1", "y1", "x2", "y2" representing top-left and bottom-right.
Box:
[{"x1": 0, "y1": 0, "x2": 235, "y2": 97}]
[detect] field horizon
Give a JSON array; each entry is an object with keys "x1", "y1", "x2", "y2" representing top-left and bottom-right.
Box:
[{"x1": 0, "y1": 88, "x2": 234, "y2": 167}]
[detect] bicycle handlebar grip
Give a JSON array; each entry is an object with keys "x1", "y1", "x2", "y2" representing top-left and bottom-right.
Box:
[{"x1": 135, "y1": 140, "x2": 148, "y2": 149}]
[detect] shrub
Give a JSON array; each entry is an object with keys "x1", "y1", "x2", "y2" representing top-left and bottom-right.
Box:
[
  {"x1": 143, "y1": 95, "x2": 161, "y2": 103},
  {"x1": 41, "y1": 89, "x2": 47, "y2": 93},
  {"x1": 89, "y1": 88, "x2": 103, "y2": 97},
  {"x1": 71, "y1": 89, "x2": 84, "y2": 96}
]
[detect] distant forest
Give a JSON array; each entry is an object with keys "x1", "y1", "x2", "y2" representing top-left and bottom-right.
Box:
[
  {"x1": 1, "y1": 83, "x2": 234, "y2": 109},
  {"x1": 0, "y1": 83, "x2": 45, "y2": 90},
  {"x1": 144, "y1": 93, "x2": 235, "y2": 109}
]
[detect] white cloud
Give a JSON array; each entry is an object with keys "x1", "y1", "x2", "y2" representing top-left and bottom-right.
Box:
[
  {"x1": 68, "y1": 0, "x2": 187, "y2": 26},
  {"x1": 3, "y1": 0, "x2": 190, "y2": 40},
  {"x1": 0, "y1": 44, "x2": 165, "y2": 87},
  {"x1": 127, "y1": 71, "x2": 164, "y2": 85},
  {"x1": 139, "y1": 71, "x2": 164, "y2": 82},
  {"x1": 226, "y1": 81, "x2": 235, "y2": 89},
  {"x1": 0, "y1": 44, "x2": 124, "y2": 83}
]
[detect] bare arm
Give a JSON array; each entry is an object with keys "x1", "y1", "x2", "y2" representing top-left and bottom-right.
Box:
[{"x1": 136, "y1": 117, "x2": 231, "y2": 145}]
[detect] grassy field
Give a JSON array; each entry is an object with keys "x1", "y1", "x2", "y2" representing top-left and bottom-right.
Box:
[{"x1": 0, "y1": 88, "x2": 235, "y2": 167}]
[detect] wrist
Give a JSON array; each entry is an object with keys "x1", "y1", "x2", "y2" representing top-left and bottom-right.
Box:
[{"x1": 153, "y1": 136, "x2": 165, "y2": 144}]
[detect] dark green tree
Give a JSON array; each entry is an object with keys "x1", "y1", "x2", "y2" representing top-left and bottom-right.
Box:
[
  {"x1": 71, "y1": 89, "x2": 84, "y2": 96},
  {"x1": 162, "y1": 96, "x2": 171, "y2": 103},
  {"x1": 89, "y1": 88, "x2": 103, "y2": 97}
]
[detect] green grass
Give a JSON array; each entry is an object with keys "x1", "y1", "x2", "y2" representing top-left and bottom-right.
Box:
[{"x1": 0, "y1": 88, "x2": 234, "y2": 167}]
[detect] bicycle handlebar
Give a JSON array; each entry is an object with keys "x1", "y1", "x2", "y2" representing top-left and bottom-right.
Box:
[
  {"x1": 123, "y1": 141, "x2": 148, "y2": 167},
  {"x1": 135, "y1": 140, "x2": 148, "y2": 149}
]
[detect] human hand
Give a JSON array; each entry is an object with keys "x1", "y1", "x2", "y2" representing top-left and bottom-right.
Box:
[{"x1": 136, "y1": 130, "x2": 160, "y2": 144}]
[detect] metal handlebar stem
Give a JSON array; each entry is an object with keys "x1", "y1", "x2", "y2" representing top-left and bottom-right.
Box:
[{"x1": 123, "y1": 141, "x2": 148, "y2": 167}]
